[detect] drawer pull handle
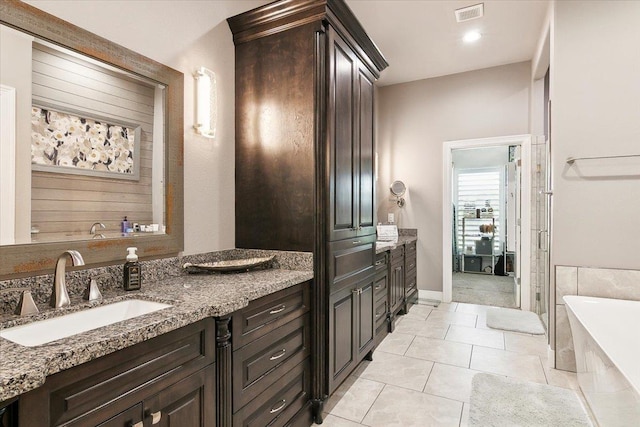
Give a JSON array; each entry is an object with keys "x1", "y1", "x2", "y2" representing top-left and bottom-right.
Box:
[
  {"x1": 375, "y1": 260, "x2": 384, "y2": 266},
  {"x1": 374, "y1": 285, "x2": 381, "y2": 290},
  {"x1": 131, "y1": 422, "x2": 143, "y2": 427},
  {"x1": 269, "y1": 305, "x2": 286, "y2": 315},
  {"x1": 151, "y1": 411, "x2": 162, "y2": 424},
  {"x1": 352, "y1": 240, "x2": 362, "y2": 245},
  {"x1": 270, "y1": 399, "x2": 287, "y2": 414},
  {"x1": 270, "y1": 348, "x2": 287, "y2": 361}
]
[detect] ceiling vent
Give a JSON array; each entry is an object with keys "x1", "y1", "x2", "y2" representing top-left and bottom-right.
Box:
[{"x1": 455, "y1": 3, "x2": 484, "y2": 23}]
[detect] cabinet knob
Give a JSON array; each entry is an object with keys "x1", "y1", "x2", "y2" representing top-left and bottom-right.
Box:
[
  {"x1": 270, "y1": 399, "x2": 287, "y2": 414},
  {"x1": 375, "y1": 260, "x2": 384, "y2": 266},
  {"x1": 151, "y1": 411, "x2": 162, "y2": 425},
  {"x1": 269, "y1": 305, "x2": 286, "y2": 315}
]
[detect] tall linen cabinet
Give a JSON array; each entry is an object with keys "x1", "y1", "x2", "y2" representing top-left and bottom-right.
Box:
[{"x1": 228, "y1": 0, "x2": 387, "y2": 423}]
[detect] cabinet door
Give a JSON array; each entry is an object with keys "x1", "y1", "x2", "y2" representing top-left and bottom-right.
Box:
[
  {"x1": 145, "y1": 365, "x2": 215, "y2": 427},
  {"x1": 390, "y1": 263, "x2": 404, "y2": 315},
  {"x1": 328, "y1": 30, "x2": 358, "y2": 241},
  {"x1": 357, "y1": 278, "x2": 375, "y2": 359},
  {"x1": 328, "y1": 286, "x2": 356, "y2": 392},
  {"x1": 357, "y1": 68, "x2": 376, "y2": 236}
]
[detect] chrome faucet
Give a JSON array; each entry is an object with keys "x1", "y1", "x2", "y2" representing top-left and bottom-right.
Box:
[
  {"x1": 50, "y1": 250, "x2": 85, "y2": 308},
  {"x1": 90, "y1": 222, "x2": 106, "y2": 239}
]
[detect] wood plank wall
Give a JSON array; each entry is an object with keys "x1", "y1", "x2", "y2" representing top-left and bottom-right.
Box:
[{"x1": 31, "y1": 44, "x2": 155, "y2": 242}]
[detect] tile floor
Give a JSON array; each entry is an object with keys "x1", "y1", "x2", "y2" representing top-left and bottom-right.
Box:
[{"x1": 314, "y1": 302, "x2": 583, "y2": 427}]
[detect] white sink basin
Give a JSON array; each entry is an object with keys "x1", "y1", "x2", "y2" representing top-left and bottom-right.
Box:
[{"x1": 0, "y1": 299, "x2": 172, "y2": 347}]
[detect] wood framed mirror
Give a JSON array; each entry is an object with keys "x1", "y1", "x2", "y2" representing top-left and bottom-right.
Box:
[{"x1": 0, "y1": 0, "x2": 184, "y2": 278}]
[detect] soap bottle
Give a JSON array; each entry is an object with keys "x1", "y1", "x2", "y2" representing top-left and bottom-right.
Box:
[
  {"x1": 121, "y1": 216, "x2": 130, "y2": 233},
  {"x1": 123, "y1": 247, "x2": 141, "y2": 291}
]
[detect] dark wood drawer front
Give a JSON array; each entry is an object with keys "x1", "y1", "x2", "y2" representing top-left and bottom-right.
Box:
[
  {"x1": 232, "y1": 282, "x2": 310, "y2": 350},
  {"x1": 234, "y1": 314, "x2": 309, "y2": 394},
  {"x1": 233, "y1": 315, "x2": 310, "y2": 411},
  {"x1": 233, "y1": 360, "x2": 310, "y2": 427},
  {"x1": 375, "y1": 252, "x2": 387, "y2": 273},
  {"x1": 47, "y1": 319, "x2": 214, "y2": 426},
  {"x1": 374, "y1": 275, "x2": 387, "y2": 302},
  {"x1": 374, "y1": 299, "x2": 387, "y2": 328},
  {"x1": 405, "y1": 241, "x2": 416, "y2": 255},
  {"x1": 406, "y1": 269, "x2": 417, "y2": 292},
  {"x1": 390, "y1": 245, "x2": 404, "y2": 264},
  {"x1": 329, "y1": 237, "x2": 375, "y2": 291},
  {"x1": 405, "y1": 256, "x2": 416, "y2": 272},
  {"x1": 96, "y1": 403, "x2": 142, "y2": 427}
]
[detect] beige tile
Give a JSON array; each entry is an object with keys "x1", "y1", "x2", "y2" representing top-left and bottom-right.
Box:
[
  {"x1": 504, "y1": 331, "x2": 548, "y2": 357},
  {"x1": 460, "y1": 403, "x2": 470, "y2": 427},
  {"x1": 554, "y1": 304, "x2": 576, "y2": 372},
  {"x1": 556, "y1": 266, "x2": 578, "y2": 304},
  {"x1": 470, "y1": 346, "x2": 547, "y2": 384},
  {"x1": 445, "y1": 325, "x2": 505, "y2": 350},
  {"x1": 475, "y1": 313, "x2": 489, "y2": 329},
  {"x1": 423, "y1": 363, "x2": 480, "y2": 403},
  {"x1": 361, "y1": 384, "x2": 463, "y2": 427},
  {"x1": 329, "y1": 377, "x2": 384, "y2": 423},
  {"x1": 544, "y1": 365, "x2": 580, "y2": 390},
  {"x1": 427, "y1": 310, "x2": 477, "y2": 327},
  {"x1": 314, "y1": 414, "x2": 364, "y2": 427},
  {"x1": 433, "y1": 302, "x2": 459, "y2": 312},
  {"x1": 394, "y1": 317, "x2": 449, "y2": 339},
  {"x1": 405, "y1": 336, "x2": 472, "y2": 368},
  {"x1": 405, "y1": 304, "x2": 433, "y2": 320},
  {"x1": 578, "y1": 267, "x2": 640, "y2": 301},
  {"x1": 376, "y1": 332, "x2": 415, "y2": 355},
  {"x1": 455, "y1": 302, "x2": 490, "y2": 315},
  {"x1": 360, "y1": 351, "x2": 434, "y2": 391}
]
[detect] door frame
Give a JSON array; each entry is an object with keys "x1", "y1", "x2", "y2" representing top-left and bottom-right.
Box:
[{"x1": 442, "y1": 134, "x2": 532, "y2": 311}]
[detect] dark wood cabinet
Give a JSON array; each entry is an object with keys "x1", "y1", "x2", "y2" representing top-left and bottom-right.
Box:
[
  {"x1": 18, "y1": 319, "x2": 215, "y2": 427},
  {"x1": 373, "y1": 252, "x2": 389, "y2": 345},
  {"x1": 228, "y1": 0, "x2": 387, "y2": 420},
  {"x1": 230, "y1": 281, "x2": 312, "y2": 427},
  {"x1": 404, "y1": 241, "x2": 418, "y2": 312},
  {"x1": 389, "y1": 245, "x2": 405, "y2": 319},
  {"x1": 328, "y1": 273, "x2": 375, "y2": 393}
]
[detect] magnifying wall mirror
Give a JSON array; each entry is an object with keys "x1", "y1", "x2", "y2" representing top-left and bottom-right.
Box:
[{"x1": 390, "y1": 180, "x2": 406, "y2": 208}]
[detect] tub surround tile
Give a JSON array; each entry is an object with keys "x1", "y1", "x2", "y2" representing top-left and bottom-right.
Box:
[
  {"x1": 554, "y1": 305, "x2": 576, "y2": 372},
  {"x1": 578, "y1": 267, "x2": 640, "y2": 301},
  {"x1": 0, "y1": 250, "x2": 312, "y2": 402},
  {"x1": 555, "y1": 266, "x2": 578, "y2": 304}
]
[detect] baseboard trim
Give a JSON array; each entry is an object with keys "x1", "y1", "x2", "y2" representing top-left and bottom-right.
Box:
[{"x1": 418, "y1": 290, "x2": 443, "y2": 301}]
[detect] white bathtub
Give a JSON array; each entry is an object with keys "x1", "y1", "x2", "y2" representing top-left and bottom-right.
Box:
[{"x1": 564, "y1": 295, "x2": 640, "y2": 426}]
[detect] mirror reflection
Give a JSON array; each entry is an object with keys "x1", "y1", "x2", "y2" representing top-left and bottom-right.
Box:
[{"x1": 0, "y1": 24, "x2": 165, "y2": 246}]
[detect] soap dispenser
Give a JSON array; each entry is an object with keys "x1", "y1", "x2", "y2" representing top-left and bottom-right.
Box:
[{"x1": 123, "y1": 247, "x2": 141, "y2": 291}]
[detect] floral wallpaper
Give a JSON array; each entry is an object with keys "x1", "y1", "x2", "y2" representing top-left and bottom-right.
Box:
[{"x1": 31, "y1": 106, "x2": 137, "y2": 176}]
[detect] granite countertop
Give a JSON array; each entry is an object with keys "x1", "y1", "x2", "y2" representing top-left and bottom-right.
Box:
[
  {"x1": 375, "y1": 235, "x2": 418, "y2": 254},
  {"x1": 0, "y1": 267, "x2": 313, "y2": 402}
]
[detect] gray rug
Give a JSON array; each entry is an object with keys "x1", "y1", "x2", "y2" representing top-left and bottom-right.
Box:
[
  {"x1": 470, "y1": 373, "x2": 592, "y2": 426},
  {"x1": 486, "y1": 307, "x2": 545, "y2": 334}
]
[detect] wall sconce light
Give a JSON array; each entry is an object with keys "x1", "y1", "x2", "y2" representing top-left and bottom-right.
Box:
[{"x1": 194, "y1": 67, "x2": 217, "y2": 139}]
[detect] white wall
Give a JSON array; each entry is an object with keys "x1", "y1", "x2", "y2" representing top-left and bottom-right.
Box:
[
  {"x1": 166, "y1": 23, "x2": 236, "y2": 254},
  {"x1": 550, "y1": 1, "x2": 640, "y2": 271},
  {"x1": 377, "y1": 62, "x2": 531, "y2": 291}
]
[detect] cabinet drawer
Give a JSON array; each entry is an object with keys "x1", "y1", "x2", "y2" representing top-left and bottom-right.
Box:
[
  {"x1": 232, "y1": 282, "x2": 310, "y2": 350},
  {"x1": 22, "y1": 319, "x2": 214, "y2": 427},
  {"x1": 374, "y1": 299, "x2": 387, "y2": 328},
  {"x1": 374, "y1": 252, "x2": 387, "y2": 273},
  {"x1": 329, "y1": 237, "x2": 375, "y2": 293},
  {"x1": 405, "y1": 241, "x2": 416, "y2": 255},
  {"x1": 233, "y1": 314, "x2": 310, "y2": 410},
  {"x1": 405, "y1": 255, "x2": 416, "y2": 272},
  {"x1": 389, "y1": 245, "x2": 404, "y2": 264},
  {"x1": 405, "y1": 270, "x2": 417, "y2": 292},
  {"x1": 233, "y1": 359, "x2": 310, "y2": 427},
  {"x1": 373, "y1": 275, "x2": 387, "y2": 302}
]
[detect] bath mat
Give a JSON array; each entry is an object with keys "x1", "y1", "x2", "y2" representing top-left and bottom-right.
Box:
[
  {"x1": 486, "y1": 307, "x2": 545, "y2": 334},
  {"x1": 469, "y1": 373, "x2": 592, "y2": 426}
]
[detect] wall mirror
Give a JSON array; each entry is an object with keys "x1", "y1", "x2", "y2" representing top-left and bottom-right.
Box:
[
  {"x1": 0, "y1": 1, "x2": 184, "y2": 278},
  {"x1": 390, "y1": 180, "x2": 406, "y2": 207}
]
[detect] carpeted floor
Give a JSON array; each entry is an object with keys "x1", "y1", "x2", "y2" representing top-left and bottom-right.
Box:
[{"x1": 453, "y1": 272, "x2": 517, "y2": 308}]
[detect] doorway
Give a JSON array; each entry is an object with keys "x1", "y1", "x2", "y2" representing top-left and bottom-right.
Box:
[{"x1": 442, "y1": 135, "x2": 534, "y2": 311}]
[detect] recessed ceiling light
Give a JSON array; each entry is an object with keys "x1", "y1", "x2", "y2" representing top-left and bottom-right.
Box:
[{"x1": 463, "y1": 31, "x2": 482, "y2": 43}]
